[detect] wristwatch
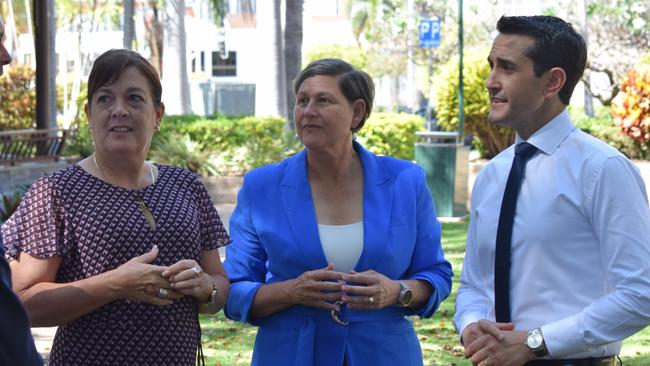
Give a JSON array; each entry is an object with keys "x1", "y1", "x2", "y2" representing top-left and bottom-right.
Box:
[
  {"x1": 525, "y1": 328, "x2": 549, "y2": 358},
  {"x1": 397, "y1": 281, "x2": 413, "y2": 307},
  {"x1": 198, "y1": 281, "x2": 219, "y2": 312}
]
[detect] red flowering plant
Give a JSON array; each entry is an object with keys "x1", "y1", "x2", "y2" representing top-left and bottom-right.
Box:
[{"x1": 612, "y1": 64, "x2": 650, "y2": 145}]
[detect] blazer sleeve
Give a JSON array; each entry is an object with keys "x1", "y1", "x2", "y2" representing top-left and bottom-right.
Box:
[
  {"x1": 402, "y1": 167, "x2": 453, "y2": 318},
  {"x1": 223, "y1": 176, "x2": 266, "y2": 324}
]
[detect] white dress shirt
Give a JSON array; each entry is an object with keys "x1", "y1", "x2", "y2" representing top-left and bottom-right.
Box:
[{"x1": 454, "y1": 110, "x2": 650, "y2": 358}]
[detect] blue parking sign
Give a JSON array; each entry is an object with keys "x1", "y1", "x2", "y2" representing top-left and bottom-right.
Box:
[{"x1": 419, "y1": 18, "x2": 441, "y2": 49}]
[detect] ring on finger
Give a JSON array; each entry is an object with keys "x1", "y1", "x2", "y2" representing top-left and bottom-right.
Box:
[
  {"x1": 157, "y1": 288, "x2": 168, "y2": 299},
  {"x1": 191, "y1": 267, "x2": 203, "y2": 278},
  {"x1": 368, "y1": 296, "x2": 375, "y2": 304}
]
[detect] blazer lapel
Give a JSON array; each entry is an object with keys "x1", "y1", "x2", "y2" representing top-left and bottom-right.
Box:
[
  {"x1": 354, "y1": 142, "x2": 393, "y2": 271},
  {"x1": 280, "y1": 149, "x2": 329, "y2": 270}
]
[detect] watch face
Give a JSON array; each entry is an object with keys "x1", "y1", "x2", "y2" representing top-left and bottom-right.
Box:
[
  {"x1": 526, "y1": 331, "x2": 543, "y2": 349},
  {"x1": 401, "y1": 289, "x2": 413, "y2": 306}
]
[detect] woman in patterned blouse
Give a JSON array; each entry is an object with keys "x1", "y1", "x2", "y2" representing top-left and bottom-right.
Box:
[{"x1": 2, "y1": 49, "x2": 230, "y2": 365}]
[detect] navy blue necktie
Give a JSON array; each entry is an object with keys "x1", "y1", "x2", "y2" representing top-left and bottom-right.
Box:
[{"x1": 494, "y1": 142, "x2": 538, "y2": 323}]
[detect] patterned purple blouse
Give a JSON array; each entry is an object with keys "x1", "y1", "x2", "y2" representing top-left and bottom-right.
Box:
[{"x1": 2, "y1": 164, "x2": 230, "y2": 366}]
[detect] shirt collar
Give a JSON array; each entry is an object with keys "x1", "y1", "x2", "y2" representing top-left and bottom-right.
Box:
[{"x1": 514, "y1": 109, "x2": 576, "y2": 156}]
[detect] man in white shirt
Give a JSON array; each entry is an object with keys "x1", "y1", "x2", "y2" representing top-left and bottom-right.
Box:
[{"x1": 454, "y1": 15, "x2": 650, "y2": 366}]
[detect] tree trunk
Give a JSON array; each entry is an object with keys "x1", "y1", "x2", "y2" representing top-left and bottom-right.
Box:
[
  {"x1": 162, "y1": 0, "x2": 191, "y2": 115},
  {"x1": 144, "y1": 1, "x2": 163, "y2": 75},
  {"x1": 284, "y1": 0, "x2": 303, "y2": 130},
  {"x1": 255, "y1": 0, "x2": 287, "y2": 118},
  {"x1": 123, "y1": 0, "x2": 135, "y2": 49}
]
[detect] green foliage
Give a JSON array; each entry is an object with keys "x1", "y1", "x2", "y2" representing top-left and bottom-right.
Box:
[
  {"x1": 63, "y1": 122, "x2": 95, "y2": 159},
  {"x1": 157, "y1": 115, "x2": 301, "y2": 176},
  {"x1": 642, "y1": 53, "x2": 650, "y2": 65},
  {"x1": 151, "y1": 113, "x2": 423, "y2": 176},
  {"x1": 357, "y1": 112, "x2": 426, "y2": 161},
  {"x1": 0, "y1": 186, "x2": 28, "y2": 223},
  {"x1": 0, "y1": 65, "x2": 36, "y2": 130},
  {"x1": 304, "y1": 44, "x2": 369, "y2": 70},
  {"x1": 570, "y1": 106, "x2": 650, "y2": 160},
  {"x1": 149, "y1": 133, "x2": 220, "y2": 177},
  {"x1": 433, "y1": 50, "x2": 514, "y2": 158}
]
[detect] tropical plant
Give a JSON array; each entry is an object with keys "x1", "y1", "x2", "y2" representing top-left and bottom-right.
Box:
[
  {"x1": 569, "y1": 105, "x2": 650, "y2": 160},
  {"x1": 149, "y1": 133, "x2": 220, "y2": 177},
  {"x1": 579, "y1": 0, "x2": 650, "y2": 105},
  {"x1": 0, "y1": 186, "x2": 28, "y2": 223},
  {"x1": 611, "y1": 64, "x2": 650, "y2": 146},
  {"x1": 433, "y1": 50, "x2": 514, "y2": 158},
  {"x1": 0, "y1": 65, "x2": 36, "y2": 130}
]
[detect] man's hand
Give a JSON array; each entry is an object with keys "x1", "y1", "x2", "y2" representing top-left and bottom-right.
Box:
[
  {"x1": 461, "y1": 319, "x2": 513, "y2": 348},
  {"x1": 463, "y1": 321, "x2": 535, "y2": 366}
]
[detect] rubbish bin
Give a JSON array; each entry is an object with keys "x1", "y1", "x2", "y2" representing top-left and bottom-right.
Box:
[{"x1": 414, "y1": 131, "x2": 469, "y2": 217}]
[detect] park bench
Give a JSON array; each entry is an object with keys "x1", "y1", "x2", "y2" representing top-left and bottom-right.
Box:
[{"x1": 0, "y1": 128, "x2": 68, "y2": 166}]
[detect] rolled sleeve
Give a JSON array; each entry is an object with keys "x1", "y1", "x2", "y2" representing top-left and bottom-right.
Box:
[
  {"x1": 223, "y1": 177, "x2": 268, "y2": 324},
  {"x1": 404, "y1": 168, "x2": 453, "y2": 318}
]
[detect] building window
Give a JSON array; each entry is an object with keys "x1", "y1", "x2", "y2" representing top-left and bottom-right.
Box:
[
  {"x1": 212, "y1": 51, "x2": 237, "y2": 77},
  {"x1": 192, "y1": 51, "x2": 206, "y2": 73}
]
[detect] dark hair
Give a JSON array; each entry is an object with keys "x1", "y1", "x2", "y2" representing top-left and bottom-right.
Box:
[
  {"x1": 496, "y1": 15, "x2": 587, "y2": 105},
  {"x1": 86, "y1": 49, "x2": 162, "y2": 106},
  {"x1": 293, "y1": 58, "x2": 374, "y2": 132}
]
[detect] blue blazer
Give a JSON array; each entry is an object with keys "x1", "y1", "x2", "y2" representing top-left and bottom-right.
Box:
[{"x1": 224, "y1": 142, "x2": 452, "y2": 366}]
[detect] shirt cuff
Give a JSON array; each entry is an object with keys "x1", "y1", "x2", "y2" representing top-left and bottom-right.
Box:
[
  {"x1": 541, "y1": 315, "x2": 582, "y2": 357},
  {"x1": 454, "y1": 311, "x2": 486, "y2": 340}
]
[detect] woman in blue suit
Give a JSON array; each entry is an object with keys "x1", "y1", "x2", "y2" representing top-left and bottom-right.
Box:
[{"x1": 224, "y1": 58, "x2": 453, "y2": 366}]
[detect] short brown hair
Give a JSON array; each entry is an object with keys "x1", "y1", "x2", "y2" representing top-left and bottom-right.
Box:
[
  {"x1": 294, "y1": 58, "x2": 374, "y2": 133},
  {"x1": 86, "y1": 49, "x2": 162, "y2": 106}
]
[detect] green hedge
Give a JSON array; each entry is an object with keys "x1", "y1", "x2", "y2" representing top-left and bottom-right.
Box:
[
  {"x1": 148, "y1": 112, "x2": 424, "y2": 176},
  {"x1": 357, "y1": 113, "x2": 426, "y2": 161},
  {"x1": 433, "y1": 50, "x2": 514, "y2": 159}
]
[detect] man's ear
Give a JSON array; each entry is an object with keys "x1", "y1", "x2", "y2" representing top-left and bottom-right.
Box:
[{"x1": 544, "y1": 67, "x2": 566, "y2": 99}]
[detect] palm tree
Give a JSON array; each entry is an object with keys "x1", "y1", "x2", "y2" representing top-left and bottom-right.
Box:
[
  {"x1": 284, "y1": 0, "x2": 304, "y2": 130},
  {"x1": 123, "y1": 0, "x2": 135, "y2": 49},
  {"x1": 255, "y1": 0, "x2": 287, "y2": 118},
  {"x1": 162, "y1": 0, "x2": 191, "y2": 115}
]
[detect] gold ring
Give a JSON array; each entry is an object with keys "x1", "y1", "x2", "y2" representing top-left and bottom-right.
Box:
[
  {"x1": 330, "y1": 301, "x2": 349, "y2": 325},
  {"x1": 368, "y1": 296, "x2": 375, "y2": 304}
]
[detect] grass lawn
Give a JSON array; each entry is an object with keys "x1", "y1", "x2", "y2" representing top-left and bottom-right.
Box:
[{"x1": 200, "y1": 222, "x2": 650, "y2": 365}]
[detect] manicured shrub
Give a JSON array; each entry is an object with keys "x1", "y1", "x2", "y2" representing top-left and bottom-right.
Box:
[
  {"x1": 305, "y1": 44, "x2": 369, "y2": 70},
  {"x1": 432, "y1": 50, "x2": 514, "y2": 158},
  {"x1": 153, "y1": 112, "x2": 424, "y2": 176},
  {"x1": 357, "y1": 112, "x2": 426, "y2": 161}
]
